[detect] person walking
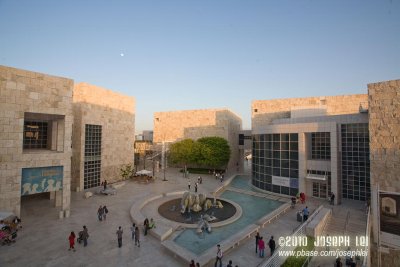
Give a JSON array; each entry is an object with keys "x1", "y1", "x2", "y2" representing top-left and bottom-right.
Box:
[
  {"x1": 303, "y1": 206, "x2": 309, "y2": 221},
  {"x1": 214, "y1": 244, "x2": 223, "y2": 267},
  {"x1": 196, "y1": 263, "x2": 200, "y2": 267},
  {"x1": 255, "y1": 232, "x2": 260, "y2": 253},
  {"x1": 227, "y1": 260, "x2": 233, "y2": 267},
  {"x1": 68, "y1": 231, "x2": 76, "y2": 251},
  {"x1": 258, "y1": 237, "x2": 265, "y2": 258},
  {"x1": 116, "y1": 226, "x2": 123, "y2": 248},
  {"x1": 130, "y1": 223, "x2": 136, "y2": 241},
  {"x1": 97, "y1": 205, "x2": 103, "y2": 221},
  {"x1": 188, "y1": 180, "x2": 191, "y2": 190},
  {"x1": 330, "y1": 192, "x2": 335, "y2": 205},
  {"x1": 195, "y1": 182, "x2": 198, "y2": 193},
  {"x1": 268, "y1": 236, "x2": 276, "y2": 256},
  {"x1": 134, "y1": 226, "x2": 140, "y2": 247},
  {"x1": 82, "y1": 225, "x2": 89, "y2": 247},
  {"x1": 103, "y1": 179, "x2": 107, "y2": 190},
  {"x1": 102, "y1": 205, "x2": 108, "y2": 220},
  {"x1": 190, "y1": 260, "x2": 195, "y2": 267},
  {"x1": 144, "y1": 218, "x2": 149, "y2": 235}
]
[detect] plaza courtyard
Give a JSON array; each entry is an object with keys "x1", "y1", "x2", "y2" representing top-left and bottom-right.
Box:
[{"x1": 0, "y1": 167, "x2": 366, "y2": 267}]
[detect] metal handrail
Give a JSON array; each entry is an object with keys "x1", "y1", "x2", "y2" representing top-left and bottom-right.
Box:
[
  {"x1": 344, "y1": 210, "x2": 350, "y2": 234},
  {"x1": 362, "y1": 207, "x2": 371, "y2": 267},
  {"x1": 258, "y1": 205, "x2": 324, "y2": 267}
]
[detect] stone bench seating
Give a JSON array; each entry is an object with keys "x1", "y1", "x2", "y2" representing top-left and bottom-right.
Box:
[{"x1": 148, "y1": 220, "x2": 175, "y2": 241}]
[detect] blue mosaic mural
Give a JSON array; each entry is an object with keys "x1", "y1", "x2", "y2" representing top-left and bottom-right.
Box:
[{"x1": 21, "y1": 166, "x2": 63, "y2": 195}]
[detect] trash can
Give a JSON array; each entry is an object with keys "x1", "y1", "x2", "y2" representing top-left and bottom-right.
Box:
[{"x1": 297, "y1": 211, "x2": 303, "y2": 222}]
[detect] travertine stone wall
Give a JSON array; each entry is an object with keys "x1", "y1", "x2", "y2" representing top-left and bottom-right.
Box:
[
  {"x1": 0, "y1": 65, "x2": 73, "y2": 215},
  {"x1": 368, "y1": 79, "x2": 400, "y2": 260},
  {"x1": 153, "y1": 109, "x2": 242, "y2": 169},
  {"x1": 252, "y1": 94, "x2": 368, "y2": 131},
  {"x1": 72, "y1": 83, "x2": 135, "y2": 190},
  {"x1": 369, "y1": 80, "x2": 400, "y2": 191}
]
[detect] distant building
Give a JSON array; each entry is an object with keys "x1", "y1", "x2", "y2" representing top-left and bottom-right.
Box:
[
  {"x1": 153, "y1": 109, "x2": 242, "y2": 169},
  {"x1": 142, "y1": 130, "x2": 153, "y2": 142}
]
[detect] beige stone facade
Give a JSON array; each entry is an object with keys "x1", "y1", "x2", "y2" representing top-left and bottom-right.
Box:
[
  {"x1": 368, "y1": 79, "x2": 400, "y2": 265},
  {"x1": 252, "y1": 94, "x2": 368, "y2": 131},
  {"x1": 71, "y1": 83, "x2": 135, "y2": 191},
  {"x1": 153, "y1": 109, "x2": 242, "y2": 169},
  {"x1": 251, "y1": 94, "x2": 369, "y2": 203},
  {"x1": 0, "y1": 65, "x2": 73, "y2": 216}
]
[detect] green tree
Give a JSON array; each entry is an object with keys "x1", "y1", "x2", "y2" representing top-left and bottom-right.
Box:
[
  {"x1": 169, "y1": 139, "x2": 197, "y2": 176},
  {"x1": 197, "y1": 137, "x2": 231, "y2": 169},
  {"x1": 120, "y1": 164, "x2": 134, "y2": 180}
]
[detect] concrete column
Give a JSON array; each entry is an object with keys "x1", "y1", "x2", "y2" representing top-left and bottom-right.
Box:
[
  {"x1": 371, "y1": 185, "x2": 379, "y2": 243},
  {"x1": 51, "y1": 121, "x2": 58, "y2": 151},
  {"x1": 298, "y1": 132, "x2": 307, "y2": 194},
  {"x1": 49, "y1": 191, "x2": 55, "y2": 200},
  {"x1": 55, "y1": 190, "x2": 62, "y2": 207},
  {"x1": 57, "y1": 119, "x2": 65, "y2": 152},
  {"x1": 330, "y1": 125, "x2": 339, "y2": 205}
]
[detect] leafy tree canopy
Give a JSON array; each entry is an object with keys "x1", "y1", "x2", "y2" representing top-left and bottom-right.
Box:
[
  {"x1": 197, "y1": 137, "x2": 231, "y2": 169},
  {"x1": 169, "y1": 139, "x2": 197, "y2": 165},
  {"x1": 169, "y1": 137, "x2": 231, "y2": 169}
]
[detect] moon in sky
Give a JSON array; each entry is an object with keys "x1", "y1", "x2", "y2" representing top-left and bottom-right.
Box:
[{"x1": 120, "y1": 53, "x2": 124, "y2": 57}]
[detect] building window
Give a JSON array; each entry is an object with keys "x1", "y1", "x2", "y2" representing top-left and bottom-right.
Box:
[
  {"x1": 311, "y1": 132, "x2": 330, "y2": 160},
  {"x1": 341, "y1": 123, "x2": 370, "y2": 201},
  {"x1": 23, "y1": 121, "x2": 49, "y2": 149},
  {"x1": 84, "y1": 124, "x2": 102, "y2": 189},
  {"x1": 252, "y1": 133, "x2": 299, "y2": 196}
]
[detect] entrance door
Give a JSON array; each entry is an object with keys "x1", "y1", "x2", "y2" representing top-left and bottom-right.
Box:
[{"x1": 312, "y1": 182, "x2": 328, "y2": 199}]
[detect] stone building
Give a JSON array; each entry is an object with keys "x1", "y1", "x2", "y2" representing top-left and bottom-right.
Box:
[
  {"x1": 368, "y1": 79, "x2": 400, "y2": 265},
  {"x1": 0, "y1": 65, "x2": 73, "y2": 216},
  {"x1": 71, "y1": 83, "x2": 135, "y2": 191},
  {"x1": 153, "y1": 109, "x2": 242, "y2": 169},
  {"x1": 251, "y1": 94, "x2": 369, "y2": 204},
  {"x1": 0, "y1": 66, "x2": 135, "y2": 217}
]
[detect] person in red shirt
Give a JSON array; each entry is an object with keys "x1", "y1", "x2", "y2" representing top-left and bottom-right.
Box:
[
  {"x1": 68, "y1": 231, "x2": 76, "y2": 251},
  {"x1": 258, "y1": 236, "x2": 265, "y2": 258}
]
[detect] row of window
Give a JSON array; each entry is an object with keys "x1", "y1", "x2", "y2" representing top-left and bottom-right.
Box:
[
  {"x1": 252, "y1": 133, "x2": 299, "y2": 196},
  {"x1": 252, "y1": 179, "x2": 299, "y2": 196},
  {"x1": 253, "y1": 159, "x2": 299, "y2": 168},
  {"x1": 311, "y1": 132, "x2": 331, "y2": 160},
  {"x1": 84, "y1": 125, "x2": 102, "y2": 189},
  {"x1": 23, "y1": 121, "x2": 49, "y2": 149},
  {"x1": 341, "y1": 123, "x2": 370, "y2": 201}
]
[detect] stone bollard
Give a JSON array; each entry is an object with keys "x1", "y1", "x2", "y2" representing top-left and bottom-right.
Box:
[{"x1": 59, "y1": 210, "x2": 64, "y2": 219}]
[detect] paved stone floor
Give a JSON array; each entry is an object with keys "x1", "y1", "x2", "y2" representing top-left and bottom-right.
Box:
[{"x1": 0, "y1": 167, "x2": 365, "y2": 267}]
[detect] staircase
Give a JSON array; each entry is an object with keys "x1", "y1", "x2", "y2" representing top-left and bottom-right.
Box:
[{"x1": 309, "y1": 202, "x2": 367, "y2": 267}]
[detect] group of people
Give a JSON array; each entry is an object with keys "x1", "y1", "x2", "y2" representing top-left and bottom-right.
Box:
[
  {"x1": 296, "y1": 192, "x2": 306, "y2": 204},
  {"x1": 68, "y1": 225, "x2": 89, "y2": 251},
  {"x1": 211, "y1": 244, "x2": 239, "y2": 267},
  {"x1": 97, "y1": 205, "x2": 109, "y2": 221},
  {"x1": 255, "y1": 232, "x2": 275, "y2": 258},
  {"x1": 130, "y1": 223, "x2": 141, "y2": 247},
  {"x1": 0, "y1": 216, "x2": 21, "y2": 245},
  {"x1": 143, "y1": 217, "x2": 156, "y2": 236},
  {"x1": 188, "y1": 180, "x2": 200, "y2": 193}
]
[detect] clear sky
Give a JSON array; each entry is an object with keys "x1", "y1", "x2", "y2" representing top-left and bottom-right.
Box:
[{"x1": 1, "y1": 0, "x2": 399, "y2": 132}]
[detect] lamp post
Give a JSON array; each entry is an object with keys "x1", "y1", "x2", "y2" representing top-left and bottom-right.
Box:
[{"x1": 162, "y1": 141, "x2": 168, "y2": 181}]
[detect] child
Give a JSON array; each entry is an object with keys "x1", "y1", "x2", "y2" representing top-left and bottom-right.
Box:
[{"x1": 68, "y1": 231, "x2": 76, "y2": 251}]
